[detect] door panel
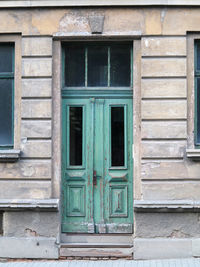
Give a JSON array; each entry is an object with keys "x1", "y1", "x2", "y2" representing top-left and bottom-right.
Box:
[
  {"x1": 62, "y1": 98, "x2": 94, "y2": 233},
  {"x1": 62, "y1": 97, "x2": 133, "y2": 233},
  {"x1": 103, "y1": 99, "x2": 133, "y2": 233}
]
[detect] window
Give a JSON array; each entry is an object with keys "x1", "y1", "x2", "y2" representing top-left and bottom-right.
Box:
[
  {"x1": 195, "y1": 41, "x2": 200, "y2": 146},
  {"x1": 62, "y1": 42, "x2": 132, "y2": 88},
  {"x1": 186, "y1": 35, "x2": 200, "y2": 159},
  {"x1": 0, "y1": 35, "x2": 21, "y2": 162},
  {"x1": 0, "y1": 43, "x2": 14, "y2": 148}
]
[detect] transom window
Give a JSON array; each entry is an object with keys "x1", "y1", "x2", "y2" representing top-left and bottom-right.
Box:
[
  {"x1": 62, "y1": 42, "x2": 132, "y2": 88},
  {"x1": 0, "y1": 43, "x2": 14, "y2": 148}
]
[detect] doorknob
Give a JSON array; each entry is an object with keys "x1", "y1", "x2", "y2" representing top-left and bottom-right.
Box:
[{"x1": 93, "y1": 170, "x2": 101, "y2": 186}]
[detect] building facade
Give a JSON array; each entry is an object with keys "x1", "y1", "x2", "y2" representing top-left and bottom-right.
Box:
[{"x1": 0, "y1": 0, "x2": 200, "y2": 260}]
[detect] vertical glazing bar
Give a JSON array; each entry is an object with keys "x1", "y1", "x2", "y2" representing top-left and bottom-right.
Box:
[
  {"x1": 61, "y1": 45, "x2": 65, "y2": 88},
  {"x1": 131, "y1": 42, "x2": 133, "y2": 88},
  {"x1": 108, "y1": 46, "x2": 110, "y2": 87},
  {"x1": 85, "y1": 47, "x2": 88, "y2": 87}
]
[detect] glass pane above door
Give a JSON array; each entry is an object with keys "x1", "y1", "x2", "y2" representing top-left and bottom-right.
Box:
[
  {"x1": 62, "y1": 42, "x2": 132, "y2": 89},
  {"x1": 88, "y1": 46, "x2": 108, "y2": 87}
]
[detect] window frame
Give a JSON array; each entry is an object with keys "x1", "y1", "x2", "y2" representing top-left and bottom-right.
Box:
[
  {"x1": 0, "y1": 35, "x2": 21, "y2": 155},
  {"x1": 0, "y1": 43, "x2": 15, "y2": 149},
  {"x1": 194, "y1": 41, "x2": 200, "y2": 147}
]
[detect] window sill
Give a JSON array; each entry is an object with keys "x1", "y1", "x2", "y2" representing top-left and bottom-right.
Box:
[
  {"x1": 0, "y1": 199, "x2": 59, "y2": 211},
  {"x1": 186, "y1": 149, "x2": 200, "y2": 160},
  {"x1": 134, "y1": 200, "x2": 200, "y2": 212},
  {"x1": 0, "y1": 149, "x2": 20, "y2": 162}
]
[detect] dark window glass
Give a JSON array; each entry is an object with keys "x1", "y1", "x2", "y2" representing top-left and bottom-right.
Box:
[
  {"x1": 70, "y1": 107, "x2": 83, "y2": 166},
  {"x1": 111, "y1": 107, "x2": 124, "y2": 166},
  {"x1": 88, "y1": 46, "x2": 108, "y2": 87},
  {"x1": 197, "y1": 78, "x2": 200, "y2": 144},
  {"x1": 197, "y1": 44, "x2": 200, "y2": 70},
  {"x1": 110, "y1": 45, "x2": 130, "y2": 87},
  {"x1": 65, "y1": 46, "x2": 85, "y2": 87},
  {"x1": 0, "y1": 44, "x2": 13, "y2": 73},
  {"x1": 0, "y1": 79, "x2": 13, "y2": 145}
]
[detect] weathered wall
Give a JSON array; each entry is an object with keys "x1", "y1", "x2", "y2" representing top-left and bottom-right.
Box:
[
  {"x1": 0, "y1": 7, "x2": 200, "y2": 36},
  {"x1": 0, "y1": 6, "x2": 199, "y2": 200},
  {"x1": 0, "y1": 4, "x2": 199, "y2": 260}
]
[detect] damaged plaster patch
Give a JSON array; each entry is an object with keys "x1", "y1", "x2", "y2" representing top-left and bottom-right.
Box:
[
  {"x1": 59, "y1": 11, "x2": 89, "y2": 34},
  {"x1": 25, "y1": 228, "x2": 38, "y2": 237},
  {"x1": 168, "y1": 229, "x2": 191, "y2": 238}
]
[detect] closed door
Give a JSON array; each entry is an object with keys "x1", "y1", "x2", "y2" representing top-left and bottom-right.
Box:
[{"x1": 62, "y1": 96, "x2": 133, "y2": 233}]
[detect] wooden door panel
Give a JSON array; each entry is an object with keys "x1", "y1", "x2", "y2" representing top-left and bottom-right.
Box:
[
  {"x1": 62, "y1": 96, "x2": 133, "y2": 234},
  {"x1": 103, "y1": 98, "x2": 133, "y2": 233},
  {"x1": 62, "y1": 98, "x2": 94, "y2": 233}
]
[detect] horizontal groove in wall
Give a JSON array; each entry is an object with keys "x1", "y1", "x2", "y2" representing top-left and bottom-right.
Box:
[
  {"x1": 22, "y1": 77, "x2": 52, "y2": 80},
  {"x1": 142, "y1": 157, "x2": 184, "y2": 160},
  {"x1": 22, "y1": 35, "x2": 53, "y2": 38},
  {"x1": 142, "y1": 99, "x2": 187, "y2": 102},
  {"x1": 22, "y1": 117, "x2": 51, "y2": 120},
  {"x1": 142, "y1": 139, "x2": 186, "y2": 143},
  {"x1": 141, "y1": 77, "x2": 186, "y2": 80},
  {"x1": 142, "y1": 55, "x2": 186, "y2": 59},
  {"x1": 20, "y1": 157, "x2": 52, "y2": 160},
  {"x1": 142, "y1": 178, "x2": 200, "y2": 182},
  {"x1": 142, "y1": 138, "x2": 187, "y2": 141},
  {"x1": 142, "y1": 76, "x2": 187, "y2": 79},
  {"x1": 142, "y1": 118, "x2": 187, "y2": 122},
  {"x1": 142, "y1": 97, "x2": 187, "y2": 100},
  {"x1": 141, "y1": 158, "x2": 184, "y2": 162},
  {"x1": 22, "y1": 55, "x2": 52, "y2": 59},
  {"x1": 142, "y1": 35, "x2": 187, "y2": 38},
  {"x1": 22, "y1": 97, "x2": 52, "y2": 100},
  {"x1": 22, "y1": 76, "x2": 52, "y2": 79},
  {"x1": 26, "y1": 137, "x2": 52, "y2": 141}
]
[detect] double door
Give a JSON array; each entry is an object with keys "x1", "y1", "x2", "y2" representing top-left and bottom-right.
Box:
[{"x1": 62, "y1": 95, "x2": 133, "y2": 233}]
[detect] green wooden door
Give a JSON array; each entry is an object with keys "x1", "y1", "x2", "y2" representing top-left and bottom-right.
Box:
[{"x1": 62, "y1": 95, "x2": 133, "y2": 233}]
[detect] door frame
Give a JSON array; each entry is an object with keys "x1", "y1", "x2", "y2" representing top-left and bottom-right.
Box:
[{"x1": 52, "y1": 37, "x2": 142, "y2": 241}]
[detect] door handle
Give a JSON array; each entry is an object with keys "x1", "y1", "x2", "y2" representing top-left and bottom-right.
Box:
[{"x1": 93, "y1": 170, "x2": 101, "y2": 186}]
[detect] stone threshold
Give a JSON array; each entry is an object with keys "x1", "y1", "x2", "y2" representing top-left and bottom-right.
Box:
[
  {"x1": 134, "y1": 200, "x2": 200, "y2": 212},
  {"x1": 0, "y1": 199, "x2": 59, "y2": 211}
]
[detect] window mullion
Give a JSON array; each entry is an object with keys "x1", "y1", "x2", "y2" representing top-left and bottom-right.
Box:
[
  {"x1": 108, "y1": 46, "x2": 110, "y2": 87},
  {"x1": 85, "y1": 47, "x2": 88, "y2": 87}
]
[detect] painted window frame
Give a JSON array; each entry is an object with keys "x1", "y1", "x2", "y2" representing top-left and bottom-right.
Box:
[
  {"x1": 0, "y1": 35, "x2": 21, "y2": 159},
  {"x1": 186, "y1": 34, "x2": 200, "y2": 159},
  {"x1": 194, "y1": 40, "x2": 200, "y2": 147},
  {"x1": 0, "y1": 43, "x2": 15, "y2": 149}
]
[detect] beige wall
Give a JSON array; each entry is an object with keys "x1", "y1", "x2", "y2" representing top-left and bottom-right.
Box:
[{"x1": 1, "y1": 7, "x2": 200, "y2": 201}]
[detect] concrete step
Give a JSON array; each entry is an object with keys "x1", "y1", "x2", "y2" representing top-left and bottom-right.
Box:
[
  {"x1": 60, "y1": 245, "x2": 133, "y2": 258},
  {"x1": 61, "y1": 234, "x2": 133, "y2": 245}
]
